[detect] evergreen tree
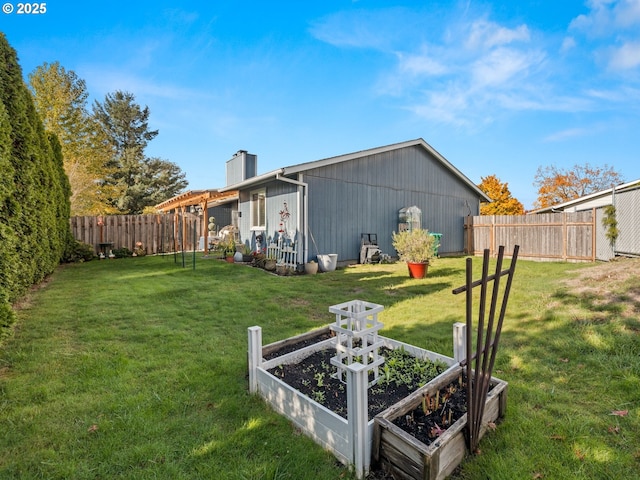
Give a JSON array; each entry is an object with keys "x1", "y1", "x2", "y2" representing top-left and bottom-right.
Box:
[
  {"x1": 0, "y1": 33, "x2": 73, "y2": 340},
  {"x1": 92, "y1": 91, "x2": 187, "y2": 214}
]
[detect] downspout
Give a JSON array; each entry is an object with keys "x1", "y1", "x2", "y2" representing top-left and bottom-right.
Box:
[{"x1": 275, "y1": 173, "x2": 308, "y2": 262}]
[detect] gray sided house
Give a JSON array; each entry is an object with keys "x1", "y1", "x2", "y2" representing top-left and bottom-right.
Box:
[{"x1": 220, "y1": 139, "x2": 490, "y2": 265}]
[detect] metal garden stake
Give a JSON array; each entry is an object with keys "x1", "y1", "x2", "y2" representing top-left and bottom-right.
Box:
[{"x1": 452, "y1": 245, "x2": 519, "y2": 452}]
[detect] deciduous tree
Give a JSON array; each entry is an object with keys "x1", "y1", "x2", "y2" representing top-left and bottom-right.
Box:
[
  {"x1": 478, "y1": 174, "x2": 524, "y2": 215},
  {"x1": 533, "y1": 164, "x2": 624, "y2": 209},
  {"x1": 28, "y1": 62, "x2": 116, "y2": 215},
  {"x1": 29, "y1": 62, "x2": 113, "y2": 215}
]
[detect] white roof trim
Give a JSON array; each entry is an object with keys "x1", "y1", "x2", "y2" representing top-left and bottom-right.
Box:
[{"x1": 219, "y1": 168, "x2": 284, "y2": 192}]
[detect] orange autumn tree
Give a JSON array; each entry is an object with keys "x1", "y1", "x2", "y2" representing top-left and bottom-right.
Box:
[
  {"x1": 533, "y1": 163, "x2": 624, "y2": 209},
  {"x1": 478, "y1": 174, "x2": 525, "y2": 215}
]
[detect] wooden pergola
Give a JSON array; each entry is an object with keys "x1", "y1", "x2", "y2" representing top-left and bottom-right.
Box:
[{"x1": 155, "y1": 189, "x2": 239, "y2": 255}]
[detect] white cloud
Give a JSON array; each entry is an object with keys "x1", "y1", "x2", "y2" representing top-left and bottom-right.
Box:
[
  {"x1": 308, "y1": 8, "x2": 415, "y2": 50},
  {"x1": 80, "y1": 66, "x2": 209, "y2": 102},
  {"x1": 613, "y1": 0, "x2": 640, "y2": 28},
  {"x1": 465, "y1": 20, "x2": 530, "y2": 50},
  {"x1": 561, "y1": 36, "x2": 577, "y2": 53},
  {"x1": 608, "y1": 41, "x2": 640, "y2": 69},
  {"x1": 409, "y1": 88, "x2": 472, "y2": 126},
  {"x1": 569, "y1": 1, "x2": 640, "y2": 71},
  {"x1": 543, "y1": 127, "x2": 592, "y2": 142},
  {"x1": 313, "y1": 3, "x2": 639, "y2": 128},
  {"x1": 471, "y1": 48, "x2": 545, "y2": 87},
  {"x1": 570, "y1": 0, "x2": 640, "y2": 34},
  {"x1": 585, "y1": 86, "x2": 636, "y2": 101},
  {"x1": 397, "y1": 50, "x2": 449, "y2": 77},
  {"x1": 543, "y1": 122, "x2": 611, "y2": 142}
]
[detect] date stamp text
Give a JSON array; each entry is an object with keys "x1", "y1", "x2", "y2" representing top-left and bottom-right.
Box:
[{"x1": 3, "y1": 3, "x2": 47, "y2": 14}]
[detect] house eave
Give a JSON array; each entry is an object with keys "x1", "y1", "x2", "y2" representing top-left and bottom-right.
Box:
[{"x1": 282, "y1": 138, "x2": 490, "y2": 202}]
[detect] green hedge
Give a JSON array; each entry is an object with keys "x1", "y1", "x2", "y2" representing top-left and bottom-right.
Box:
[{"x1": 0, "y1": 33, "x2": 74, "y2": 341}]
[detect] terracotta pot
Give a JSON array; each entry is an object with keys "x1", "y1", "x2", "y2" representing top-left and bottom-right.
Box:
[
  {"x1": 225, "y1": 256, "x2": 234, "y2": 263},
  {"x1": 407, "y1": 261, "x2": 428, "y2": 278}
]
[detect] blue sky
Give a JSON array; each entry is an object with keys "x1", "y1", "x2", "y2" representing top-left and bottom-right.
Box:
[{"x1": 2, "y1": 1, "x2": 639, "y2": 209}]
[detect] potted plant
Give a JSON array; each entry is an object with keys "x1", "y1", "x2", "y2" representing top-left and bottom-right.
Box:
[
  {"x1": 241, "y1": 244, "x2": 253, "y2": 262},
  {"x1": 391, "y1": 229, "x2": 437, "y2": 278},
  {"x1": 304, "y1": 259, "x2": 318, "y2": 275},
  {"x1": 220, "y1": 238, "x2": 235, "y2": 262},
  {"x1": 264, "y1": 254, "x2": 277, "y2": 271}
]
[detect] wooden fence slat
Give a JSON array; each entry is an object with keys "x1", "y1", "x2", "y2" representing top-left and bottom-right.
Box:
[
  {"x1": 465, "y1": 212, "x2": 595, "y2": 262},
  {"x1": 70, "y1": 214, "x2": 203, "y2": 255}
]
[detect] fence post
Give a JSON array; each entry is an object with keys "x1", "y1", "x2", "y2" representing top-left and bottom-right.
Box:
[
  {"x1": 562, "y1": 212, "x2": 567, "y2": 261},
  {"x1": 453, "y1": 322, "x2": 466, "y2": 363},
  {"x1": 464, "y1": 215, "x2": 472, "y2": 255},
  {"x1": 491, "y1": 216, "x2": 496, "y2": 257},
  {"x1": 247, "y1": 326, "x2": 262, "y2": 394},
  {"x1": 592, "y1": 207, "x2": 597, "y2": 261},
  {"x1": 346, "y1": 361, "x2": 368, "y2": 480}
]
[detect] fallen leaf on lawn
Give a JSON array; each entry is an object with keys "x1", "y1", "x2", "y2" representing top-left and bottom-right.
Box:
[
  {"x1": 87, "y1": 424, "x2": 98, "y2": 433},
  {"x1": 610, "y1": 410, "x2": 629, "y2": 417},
  {"x1": 532, "y1": 473, "x2": 544, "y2": 479},
  {"x1": 574, "y1": 449, "x2": 585, "y2": 461},
  {"x1": 550, "y1": 434, "x2": 565, "y2": 441},
  {"x1": 559, "y1": 358, "x2": 569, "y2": 363},
  {"x1": 487, "y1": 421, "x2": 497, "y2": 431},
  {"x1": 608, "y1": 426, "x2": 620, "y2": 434}
]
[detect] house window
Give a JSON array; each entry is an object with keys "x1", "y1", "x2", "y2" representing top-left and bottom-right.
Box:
[{"x1": 250, "y1": 189, "x2": 266, "y2": 229}]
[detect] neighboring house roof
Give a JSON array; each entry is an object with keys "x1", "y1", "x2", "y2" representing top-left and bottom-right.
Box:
[
  {"x1": 531, "y1": 178, "x2": 640, "y2": 214},
  {"x1": 219, "y1": 138, "x2": 491, "y2": 202},
  {"x1": 155, "y1": 189, "x2": 239, "y2": 212}
]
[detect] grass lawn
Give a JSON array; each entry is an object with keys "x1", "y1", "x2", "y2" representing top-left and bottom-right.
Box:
[{"x1": 1, "y1": 254, "x2": 639, "y2": 479}]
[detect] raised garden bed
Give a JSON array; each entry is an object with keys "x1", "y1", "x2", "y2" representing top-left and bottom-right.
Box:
[
  {"x1": 267, "y1": 344, "x2": 451, "y2": 419},
  {"x1": 248, "y1": 324, "x2": 459, "y2": 477},
  {"x1": 248, "y1": 299, "x2": 507, "y2": 479},
  {"x1": 373, "y1": 365, "x2": 507, "y2": 480}
]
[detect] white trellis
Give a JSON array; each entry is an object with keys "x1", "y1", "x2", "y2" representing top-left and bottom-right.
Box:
[{"x1": 329, "y1": 300, "x2": 385, "y2": 386}]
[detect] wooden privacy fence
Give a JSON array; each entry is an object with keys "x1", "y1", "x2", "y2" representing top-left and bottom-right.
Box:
[
  {"x1": 71, "y1": 214, "x2": 202, "y2": 255},
  {"x1": 465, "y1": 211, "x2": 596, "y2": 262}
]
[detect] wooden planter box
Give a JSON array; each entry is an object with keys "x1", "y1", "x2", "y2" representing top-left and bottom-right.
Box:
[{"x1": 373, "y1": 365, "x2": 507, "y2": 480}]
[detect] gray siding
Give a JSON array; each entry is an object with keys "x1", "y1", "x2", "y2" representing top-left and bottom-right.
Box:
[
  {"x1": 237, "y1": 181, "x2": 300, "y2": 252},
  {"x1": 208, "y1": 204, "x2": 234, "y2": 230},
  {"x1": 305, "y1": 145, "x2": 479, "y2": 262}
]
